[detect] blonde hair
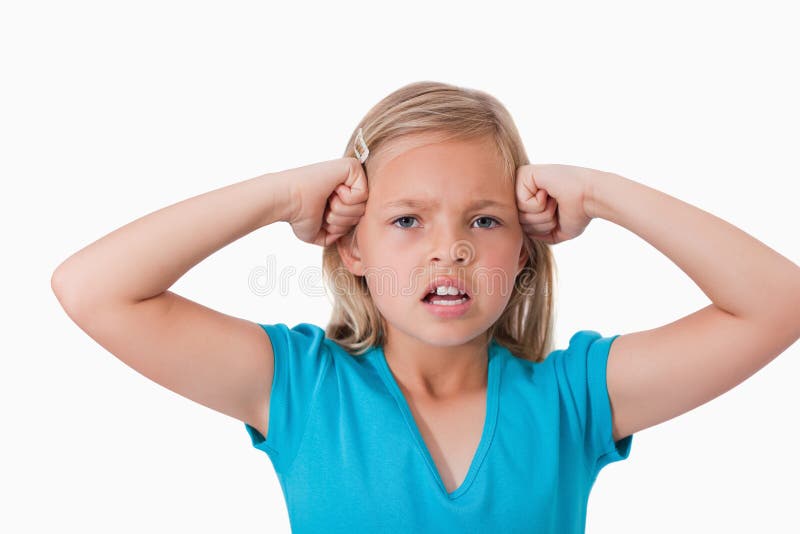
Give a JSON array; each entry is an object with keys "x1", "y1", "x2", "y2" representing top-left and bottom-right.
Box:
[{"x1": 321, "y1": 81, "x2": 557, "y2": 362}]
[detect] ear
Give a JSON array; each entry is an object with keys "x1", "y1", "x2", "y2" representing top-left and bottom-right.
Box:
[{"x1": 336, "y1": 228, "x2": 367, "y2": 276}]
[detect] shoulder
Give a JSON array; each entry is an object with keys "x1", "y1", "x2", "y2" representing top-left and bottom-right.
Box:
[
  {"x1": 500, "y1": 329, "x2": 619, "y2": 388},
  {"x1": 258, "y1": 321, "x2": 330, "y2": 349},
  {"x1": 258, "y1": 321, "x2": 325, "y2": 340},
  {"x1": 260, "y1": 321, "x2": 373, "y2": 363},
  {"x1": 547, "y1": 329, "x2": 618, "y2": 365}
]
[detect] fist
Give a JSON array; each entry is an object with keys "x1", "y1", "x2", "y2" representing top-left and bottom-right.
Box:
[
  {"x1": 287, "y1": 158, "x2": 369, "y2": 247},
  {"x1": 515, "y1": 163, "x2": 598, "y2": 245}
]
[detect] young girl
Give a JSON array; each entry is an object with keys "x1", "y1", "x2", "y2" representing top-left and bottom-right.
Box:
[{"x1": 52, "y1": 81, "x2": 800, "y2": 533}]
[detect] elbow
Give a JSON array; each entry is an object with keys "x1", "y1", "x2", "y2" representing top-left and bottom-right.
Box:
[
  {"x1": 51, "y1": 264, "x2": 68, "y2": 302},
  {"x1": 51, "y1": 263, "x2": 88, "y2": 316},
  {"x1": 51, "y1": 264, "x2": 75, "y2": 313}
]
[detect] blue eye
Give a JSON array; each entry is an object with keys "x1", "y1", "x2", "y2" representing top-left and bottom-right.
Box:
[
  {"x1": 390, "y1": 216, "x2": 501, "y2": 230},
  {"x1": 392, "y1": 216, "x2": 420, "y2": 229},
  {"x1": 473, "y1": 216, "x2": 500, "y2": 229}
]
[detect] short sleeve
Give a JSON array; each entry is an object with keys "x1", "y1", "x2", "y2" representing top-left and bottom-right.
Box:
[
  {"x1": 243, "y1": 322, "x2": 332, "y2": 473},
  {"x1": 552, "y1": 330, "x2": 633, "y2": 477}
]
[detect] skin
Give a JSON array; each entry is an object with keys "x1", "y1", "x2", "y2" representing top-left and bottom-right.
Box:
[
  {"x1": 53, "y1": 117, "x2": 799, "y2": 495},
  {"x1": 339, "y1": 130, "x2": 800, "y2": 447},
  {"x1": 337, "y1": 133, "x2": 527, "y2": 400}
]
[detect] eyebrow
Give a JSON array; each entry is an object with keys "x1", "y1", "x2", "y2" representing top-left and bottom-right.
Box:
[{"x1": 381, "y1": 198, "x2": 509, "y2": 211}]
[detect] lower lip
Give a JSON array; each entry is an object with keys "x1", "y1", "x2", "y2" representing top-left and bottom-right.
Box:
[{"x1": 421, "y1": 296, "x2": 472, "y2": 318}]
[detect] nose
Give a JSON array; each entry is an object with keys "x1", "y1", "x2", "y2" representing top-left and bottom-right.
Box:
[{"x1": 427, "y1": 222, "x2": 475, "y2": 267}]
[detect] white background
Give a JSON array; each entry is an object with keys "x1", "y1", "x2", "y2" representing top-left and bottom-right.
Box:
[{"x1": 3, "y1": 1, "x2": 799, "y2": 532}]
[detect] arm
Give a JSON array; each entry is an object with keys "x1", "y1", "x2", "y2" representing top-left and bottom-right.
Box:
[
  {"x1": 51, "y1": 169, "x2": 300, "y2": 436},
  {"x1": 585, "y1": 173, "x2": 800, "y2": 442},
  {"x1": 52, "y1": 172, "x2": 297, "y2": 307}
]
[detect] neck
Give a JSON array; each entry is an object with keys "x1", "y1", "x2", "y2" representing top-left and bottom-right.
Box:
[{"x1": 382, "y1": 330, "x2": 491, "y2": 401}]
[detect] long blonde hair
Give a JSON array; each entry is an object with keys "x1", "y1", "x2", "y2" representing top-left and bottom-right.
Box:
[{"x1": 321, "y1": 81, "x2": 557, "y2": 362}]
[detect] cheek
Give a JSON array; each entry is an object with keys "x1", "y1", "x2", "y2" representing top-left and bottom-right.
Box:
[
  {"x1": 358, "y1": 247, "x2": 418, "y2": 298},
  {"x1": 473, "y1": 233, "x2": 521, "y2": 264},
  {"x1": 471, "y1": 238, "x2": 524, "y2": 298}
]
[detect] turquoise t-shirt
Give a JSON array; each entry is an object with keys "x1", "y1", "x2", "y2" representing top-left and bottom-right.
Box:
[{"x1": 244, "y1": 322, "x2": 633, "y2": 533}]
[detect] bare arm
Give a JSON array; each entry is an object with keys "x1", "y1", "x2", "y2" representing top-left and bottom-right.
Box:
[
  {"x1": 584, "y1": 173, "x2": 800, "y2": 442},
  {"x1": 50, "y1": 168, "x2": 303, "y2": 437},
  {"x1": 52, "y1": 171, "x2": 297, "y2": 306}
]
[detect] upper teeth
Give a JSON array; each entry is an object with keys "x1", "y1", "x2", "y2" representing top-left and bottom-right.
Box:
[{"x1": 429, "y1": 285, "x2": 466, "y2": 296}]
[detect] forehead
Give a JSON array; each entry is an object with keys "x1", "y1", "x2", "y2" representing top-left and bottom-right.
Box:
[{"x1": 366, "y1": 133, "x2": 510, "y2": 200}]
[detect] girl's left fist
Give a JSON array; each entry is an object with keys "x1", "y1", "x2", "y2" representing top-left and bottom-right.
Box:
[{"x1": 515, "y1": 163, "x2": 600, "y2": 245}]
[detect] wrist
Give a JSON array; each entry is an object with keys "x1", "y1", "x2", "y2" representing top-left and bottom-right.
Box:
[
  {"x1": 256, "y1": 171, "x2": 299, "y2": 226},
  {"x1": 584, "y1": 170, "x2": 623, "y2": 221}
]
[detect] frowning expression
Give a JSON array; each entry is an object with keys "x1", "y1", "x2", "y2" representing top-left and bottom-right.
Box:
[{"x1": 345, "y1": 133, "x2": 528, "y2": 346}]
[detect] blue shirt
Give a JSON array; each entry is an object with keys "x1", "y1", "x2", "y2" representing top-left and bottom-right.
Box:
[{"x1": 244, "y1": 322, "x2": 633, "y2": 533}]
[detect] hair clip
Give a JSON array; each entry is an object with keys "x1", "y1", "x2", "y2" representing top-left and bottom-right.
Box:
[{"x1": 353, "y1": 127, "x2": 369, "y2": 164}]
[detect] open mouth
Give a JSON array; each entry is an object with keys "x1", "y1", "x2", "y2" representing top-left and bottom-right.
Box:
[{"x1": 421, "y1": 292, "x2": 471, "y2": 306}]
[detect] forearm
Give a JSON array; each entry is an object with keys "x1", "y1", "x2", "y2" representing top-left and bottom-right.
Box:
[
  {"x1": 52, "y1": 170, "x2": 296, "y2": 308},
  {"x1": 586, "y1": 172, "x2": 800, "y2": 322}
]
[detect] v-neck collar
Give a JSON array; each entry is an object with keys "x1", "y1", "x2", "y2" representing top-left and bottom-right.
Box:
[{"x1": 374, "y1": 338, "x2": 502, "y2": 500}]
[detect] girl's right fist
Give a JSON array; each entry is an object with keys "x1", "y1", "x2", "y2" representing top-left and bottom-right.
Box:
[{"x1": 286, "y1": 157, "x2": 369, "y2": 247}]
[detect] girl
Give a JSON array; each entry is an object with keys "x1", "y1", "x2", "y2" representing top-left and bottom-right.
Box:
[{"x1": 52, "y1": 81, "x2": 800, "y2": 533}]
